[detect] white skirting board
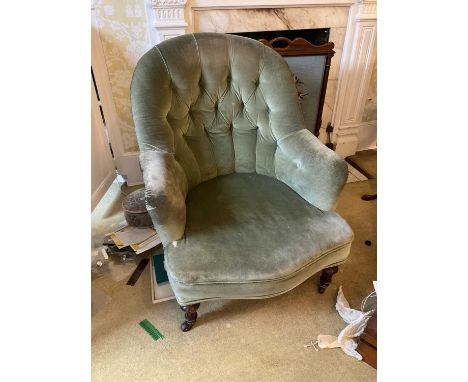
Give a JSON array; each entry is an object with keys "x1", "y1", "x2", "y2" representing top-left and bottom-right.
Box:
[{"x1": 150, "y1": 254, "x2": 175, "y2": 304}]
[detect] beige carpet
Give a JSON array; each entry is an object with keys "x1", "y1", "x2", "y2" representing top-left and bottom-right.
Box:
[
  {"x1": 92, "y1": 179, "x2": 377, "y2": 382},
  {"x1": 346, "y1": 150, "x2": 377, "y2": 179}
]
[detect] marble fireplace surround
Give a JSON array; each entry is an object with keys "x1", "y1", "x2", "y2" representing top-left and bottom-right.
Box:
[{"x1": 147, "y1": 0, "x2": 377, "y2": 158}]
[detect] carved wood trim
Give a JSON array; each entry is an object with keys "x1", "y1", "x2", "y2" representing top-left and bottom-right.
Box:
[
  {"x1": 258, "y1": 37, "x2": 334, "y2": 56},
  {"x1": 258, "y1": 37, "x2": 335, "y2": 137}
]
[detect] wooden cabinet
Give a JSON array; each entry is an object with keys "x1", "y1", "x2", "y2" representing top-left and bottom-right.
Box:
[{"x1": 358, "y1": 311, "x2": 377, "y2": 369}]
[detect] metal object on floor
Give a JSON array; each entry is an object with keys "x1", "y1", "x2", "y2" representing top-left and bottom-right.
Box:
[{"x1": 325, "y1": 122, "x2": 335, "y2": 150}]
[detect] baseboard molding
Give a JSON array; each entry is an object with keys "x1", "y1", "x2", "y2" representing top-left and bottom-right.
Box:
[
  {"x1": 334, "y1": 132, "x2": 358, "y2": 158},
  {"x1": 357, "y1": 121, "x2": 377, "y2": 151},
  {"x1": 91, "y1": 170, "x2": 116, "y2": 211},
  {"x1": 334, "y1": 120, "x2": 376, "y2": 157}
]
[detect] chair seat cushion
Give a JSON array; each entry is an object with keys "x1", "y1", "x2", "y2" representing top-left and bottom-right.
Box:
[{"x1": 165, "y1": 173, "x2": 353, "y2": 304}]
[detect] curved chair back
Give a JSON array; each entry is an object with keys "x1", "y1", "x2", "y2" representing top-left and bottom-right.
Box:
[{"x1": 131, "y1": 33, "x2": 305, "y2": 192}]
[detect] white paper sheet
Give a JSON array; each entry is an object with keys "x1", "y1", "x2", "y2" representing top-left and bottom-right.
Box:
[
  {"x1": 132, "y1": 234, "x2": 162, "y2": 254},
  {"x1": 113, "y1": 226, "x2": 156, "y2": 247}
]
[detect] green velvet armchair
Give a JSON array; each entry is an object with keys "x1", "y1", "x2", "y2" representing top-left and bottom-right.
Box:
[{"x1": 131, "y1": 33, "x2": 353, "y2": 332}]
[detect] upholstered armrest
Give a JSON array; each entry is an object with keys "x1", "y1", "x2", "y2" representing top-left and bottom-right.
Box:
[
  {"x1": 274, "y1": 129, "x2": 348, "y2": 211},
  {"x1": 139, "y1": 150, "x2": 188, "y2": 246}
]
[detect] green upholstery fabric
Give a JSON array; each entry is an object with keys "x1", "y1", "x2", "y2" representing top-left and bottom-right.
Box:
[
  {"x1": 131, "y1": 33, "x2": 352, "y2": 305},
  {"x1": 166, "y1": 173, "x2": 353, "y2": 304}
]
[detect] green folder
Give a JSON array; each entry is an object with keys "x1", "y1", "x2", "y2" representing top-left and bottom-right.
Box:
[{"x1": 153, "y1": 253, "x2": 169, "y2": 284}]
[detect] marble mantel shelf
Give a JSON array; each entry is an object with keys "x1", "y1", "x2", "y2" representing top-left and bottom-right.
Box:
[
  {"x1": 190, "y1": 0, "x2": 355, "y2": 10},
  {"x1": 190, "y1": 0, "x2": 355, "y2": 9}
]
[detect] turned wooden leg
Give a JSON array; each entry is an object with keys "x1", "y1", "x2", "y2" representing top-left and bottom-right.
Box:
[
  {"x1": 361, "y1": 193, "x2": 377, "y2": 201},
  {"x1": 318, "y1": 266, "x2": 339, "y2": 294},
  {"x1": 179, "y1": 303, "x2": 200, "y2": 332}
]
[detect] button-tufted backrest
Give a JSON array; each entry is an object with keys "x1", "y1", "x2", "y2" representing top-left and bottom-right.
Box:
[{"x1": 131, "y1": 33, "x2": 305, "y2": 192}]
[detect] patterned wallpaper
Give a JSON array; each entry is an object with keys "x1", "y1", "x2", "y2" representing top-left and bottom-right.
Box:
[{"x1": 93, "y1": 0, "x2": 151, "y2": 153}]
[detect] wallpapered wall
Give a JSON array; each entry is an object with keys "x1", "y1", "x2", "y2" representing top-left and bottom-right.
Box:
[{"x1": 94, "y1": 0, "x2": 151, "y2": 153}]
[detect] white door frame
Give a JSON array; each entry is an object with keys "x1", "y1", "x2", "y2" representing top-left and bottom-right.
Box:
[
  {"x1": 91, "y1": 78, "x2": 116, "y2": 211},
  {"x1": 91, "y1": 10, "x2": 144, "y2": 185}
]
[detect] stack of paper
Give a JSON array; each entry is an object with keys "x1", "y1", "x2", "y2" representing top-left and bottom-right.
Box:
[{"x1": 105, "y1": 225, "x2": 162, "y2": 257}]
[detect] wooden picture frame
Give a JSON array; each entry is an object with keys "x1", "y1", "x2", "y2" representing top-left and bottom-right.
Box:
[
  {"x1": 150, "y1": 251, "x2": 175, "y2": 304},
  {"x1": 258, "y1": 37, "x2": 335, "y2": 137}
]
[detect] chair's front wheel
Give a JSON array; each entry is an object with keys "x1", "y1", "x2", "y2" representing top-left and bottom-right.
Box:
[{"x1": 179, "y1": 303, "x2": 200, "y2": 332}]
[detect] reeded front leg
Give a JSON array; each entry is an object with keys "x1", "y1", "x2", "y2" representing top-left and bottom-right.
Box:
[
  {"x1": 179, "y1": 303, "x2": 200, "y2": 332},
  {"x1": 318, "y1": 266, "x2": 339, "y2": 293}
]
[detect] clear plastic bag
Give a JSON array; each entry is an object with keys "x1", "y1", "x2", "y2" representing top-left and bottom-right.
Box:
[{"x1": 316, "y1": 285, "x2": 376, "y2": 360}]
